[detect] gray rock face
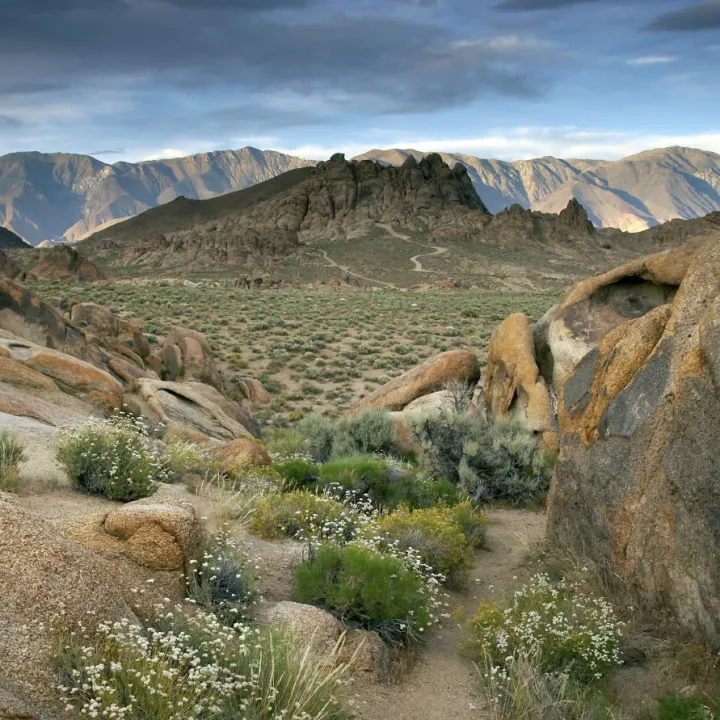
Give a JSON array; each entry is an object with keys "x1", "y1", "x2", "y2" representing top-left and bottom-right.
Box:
[{"x1": 547, "y1": 240, "x2": 720, "y2": 647}]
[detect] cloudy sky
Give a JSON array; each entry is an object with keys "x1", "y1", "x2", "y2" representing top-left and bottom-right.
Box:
[{"x1": 2, "y1": 0, "x2": 720, "y2": 162}]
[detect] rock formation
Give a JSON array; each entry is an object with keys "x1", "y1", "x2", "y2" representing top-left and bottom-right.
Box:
[
  {"x1": 484, "y1": 313, "x2": 556, "y2": 449},
  {"x1": 547, "y1": 239, "x2": 720, "y2": 647},
  {"x1": 25, "y1": 245, "x2": 103, "y2": 282},
  {"x1": 0, "y1": 279, "x2": 258, "y2": 441},
  {"x1": 533, "y1": 242, "x2": 700, "y2": 389},
  {"x1": 0, "y1": 249, "x2": 20, "y2": 279},
  {"x1": 350, "y1": 349, "x2": 481, "y2": 414},
  {"x1": 79, "y1": 154, "x2": 490, "y2": 270}
]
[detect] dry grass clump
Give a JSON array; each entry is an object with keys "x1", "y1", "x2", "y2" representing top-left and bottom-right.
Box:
[{"x1": 0, "y1": 429, "x2": 26, "y2": 493}]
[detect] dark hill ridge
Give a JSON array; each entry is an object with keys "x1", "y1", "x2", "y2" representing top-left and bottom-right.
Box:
[
  {"x1": 0, "y1": 226, "x2": 28, "y2": 250},
  {"x1": 79, "y1": 153, "x2": 491, "y2": 269}
]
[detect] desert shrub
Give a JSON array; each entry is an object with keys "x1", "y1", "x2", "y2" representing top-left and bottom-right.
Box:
[
  {"x1": 273, "y1": 458, "x2": 320, "y2": 490},
  {"x1": 298, "y1": 413, "x2": 336, "y2": 462},
  {"x1": 298, "y1": 410, "x2": 399, "y2": 462},
  {"x1": 192, "y1": 473, "x2": 261, "y2": 526},
  {"x1": 0, "y1": 430, "x2": 26, "y2": 493},
  {"x1": 161, "y1": 438, "x2": 207, "y2": 482},
  {"x1": 249, "y1": 490, "x2": 362, "y2": 543},
  {"x1": 54, "y1": 603, "x2": 349, "y2": 720},
  {"x1": 465, "y1": 573, "x2": 624, "y2": 684},
  {"x1": 295, "y1": 543, "x2": 434, "y2": 644},
  {"x1": 369, "y1": 502, "x2": 487, "y2": 588},
  {"x1": 412, "y1": 411, "x2": 553, "y2": 504},
  {"x1": 330, "y1": 410, "x2": 398, "y2": 458},
  {"x1": 655, "y1": 693, "x2": 720, "y2": 720},
  {"x1": 477, "y1": 649, "x2": 620, "y2": 720},
  {"x1": 187, "y1": 532, "x2": 255, "y2": 626},
  {"x1": 56, "y1": 414, "x2": 167, "y2": 501}
]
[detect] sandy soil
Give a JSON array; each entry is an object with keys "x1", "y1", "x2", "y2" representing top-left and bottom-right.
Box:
[{"x1": 351, "y1": 507, "x2": 546, "y2": 720}]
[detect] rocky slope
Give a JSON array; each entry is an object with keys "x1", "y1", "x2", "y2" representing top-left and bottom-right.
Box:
[
  {"x1": 0, "y1": 147, "x2": 315, "y2": 246},
  {"x1": 358, "y1": 146, "x2": 720, "y2": 233},
  {"x1": 79, "y1": 153, "x2": 490, "y2": 270},
  {"x1": 0, "y1": 225, "x2": 28, "y2": 249}
]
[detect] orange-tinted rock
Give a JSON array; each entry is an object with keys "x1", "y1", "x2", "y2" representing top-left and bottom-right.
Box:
[
  {"x1": 71, "y1": 302, "x2": 150, "y2": 360},
  {"x1": 534, "y1": 242, "x2": 701, "y2": 390},
  {"x1": 350, "y1": 350, "x2": 480, "y2": 413},
  {"x1": 485, "y1": 313, "x2": 555, "y2": 446},
  {"x1": 208, "y1": 438, "x2": 270, "y2": 470},
  {"x1": 161, "y1": 327, "x2": 224, "y2": 393},
  {"x1": 548, "y1": 240, "x2": 720, "y2": 648}
]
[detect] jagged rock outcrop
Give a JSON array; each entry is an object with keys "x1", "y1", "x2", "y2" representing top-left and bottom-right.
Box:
[
  {"x1": 547, "y1": 240, "x2": 720, "y2": 647},
  {"x1": 25, "y1": 245, "x2": 103, "y2": 282},
  {"x1": 350, "y1": 350, "x2": 481, "y2": 414},
  {"x1": 80, "y1": 154, "x2": 490, "y2": 270},
  {"x1": 484, "y1": 313, "x2": 556, "y2": 449},
  {"x1": 533, "y1": 242, "x2": 700, "y2": 389}
]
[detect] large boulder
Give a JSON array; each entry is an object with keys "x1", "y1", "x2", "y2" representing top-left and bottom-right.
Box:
[
  {"x1": 534, "y1": 242, "x2": 701, "y2": 390},
  {"x1": 25, "y1": 245, "x2": 103, "y2": 283},
  {"x1": 256, "y1": 601, "x2": 391, "y2": 683},
  {"x1": 0, "y1": 493, "x2": 138, "y2": 717},
  {"x1": 484, "y1": 313, "x2": 556, "y2": 449},
  {"x1": 70, "y1": 302, "x2": 151, "y2": 362},
  {"x1": 138, "y1": 378, "x2": 255, "y2": 440},
  {"x1": 161, "y1": 327, "x2": 224, "y2": 393},
  {"x1": 350, "y1": 350, "x2": 480, "y2": 413},
  {"x1": 0, "y1": 334, "x2": 123, "y2": 412},
  {"x1": 207, "y1": 437, "x2": 270, "y2": 471},
  {"x1": 547, "y1": 240, "x2": 720, "y2": 647},
  {"x1": 0, "y1": 249, "x2": 20, "y2": 279}
]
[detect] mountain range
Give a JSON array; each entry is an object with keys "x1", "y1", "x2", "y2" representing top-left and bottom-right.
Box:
[{"x1": 2, "y1": 145, "x2": 720, "y2": 246}]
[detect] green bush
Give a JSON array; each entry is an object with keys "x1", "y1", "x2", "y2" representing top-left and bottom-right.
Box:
[
  {"x1": 370, "y1": 502, "x2": 487, "y2": 588},
  {"x1": 295, "y1": 543, "x2": 433, "y2": 644},
  {"x1": 656, "y1": 693, "x2": 720, "y2": 720},
  {"x1": 272, "y1": 458, "x2": 319, "y2": 490},
  {"x1": 161, "y1": 439, "x2": 207, "y2": 482},
  {"x1": 56, "y1": 414, "x2": 166, "y2": 501},
  {"x1": 0, "y1": 430, "x2": 26, "y2": 493},
  {"x1": 465, "y1": 573, "x2": 623, "y2": 683},
  {"x1": 54, "y1": 603, "x2": 349, "y2": 720},
  {"x1": 298, "y1": 410, "x2": 399, "y2": 462},
  {"x1": 187, "y1": 532, "x2": 255, "y2": 626},
  {"x1": 249, "y1": 491, "x2": 361, "y2": 543},
  {"x1": 412, "y1": 411, "x2": 553, "y2": 504}
]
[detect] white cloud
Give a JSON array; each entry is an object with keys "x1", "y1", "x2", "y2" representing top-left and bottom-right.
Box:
[
  {"x1": 274, "y1": 127, "x2": 720, "y2": 162},
  {"x1": 626, "y1": 55, "x2": 678, "y2": 66},
  {"x1": 233, "y1": 135, "x2": 280, "y2": 147}
]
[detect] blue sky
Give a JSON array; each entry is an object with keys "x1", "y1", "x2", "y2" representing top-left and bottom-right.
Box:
[{"x1": 1, "y1": 0, "x2": 720, "y2": 163}]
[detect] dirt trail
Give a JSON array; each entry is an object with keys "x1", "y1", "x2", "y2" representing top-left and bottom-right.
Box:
[
  {"x1": 320, "y1": 249, "x2": 398, "y2": 289},
  {"x1": 375, "y1": 222, "x2": 449, "y2": 273},
  {"x1": 352, "y1": 508, "x2": 546, "y2": 720}
]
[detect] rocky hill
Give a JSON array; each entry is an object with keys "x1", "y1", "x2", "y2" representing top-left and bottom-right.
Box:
[
  {"x1": 0, "y1": 226, "x2": 28, "y2": 249},
  {"x1": 0, "y1": 147, "x2": 315, "y2": 246},
  {"x1": 79, "y1": 153, "x2": 490, "y2": 270},
  {"x1": 357, "y1": 146, "x2": 720, "y2": 233}
]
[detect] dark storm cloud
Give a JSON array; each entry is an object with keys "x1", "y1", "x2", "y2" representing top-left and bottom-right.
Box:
[
  {"x1": 647, "y1": 1, "x2": 720, "y2": 31},
  {"x1": 0, "y1": 0, "x2": 560, "y2": 115},
  {"x1": 495, "y1": 0, "x2": 603, "y2": 10}
]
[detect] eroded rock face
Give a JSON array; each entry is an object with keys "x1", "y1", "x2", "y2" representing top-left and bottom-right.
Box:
[
  {"x1": 484, "y1": 313, "x2": 556, "y2": 449},
  {"x1": 71, "y1": 302, "x2": 150, "y2": 362},
  {"x1": 547, "y1": 240, "x2": 720, "y2": 647},
  {"x1": 161, "y1": 327, "x2": 224, "y2": 393},
  {"x1": 350, "y1": 350, "x2": 480, "y2": 413},
  {"x1": 534, "y1": 242, "x2": 700, "y2": 390},
  {"x1": 25, "y1": 245, "x2": 103, "y2": 283}
]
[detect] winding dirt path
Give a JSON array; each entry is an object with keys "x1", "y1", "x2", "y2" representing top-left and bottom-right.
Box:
[
  {"x1": 375, "y1": 222, "x2": 449, "y2": 273},
  {"x1": 320, "y1": 249, "x2": 398, "y2": 289},
  {"x1": 352, "y1": 508, "x2": 546, "y2": 720}
]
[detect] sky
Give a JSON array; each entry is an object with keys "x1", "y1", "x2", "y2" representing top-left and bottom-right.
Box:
[{"x1": 1, "y1": 0, "x2": 720, "y2": 163}]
